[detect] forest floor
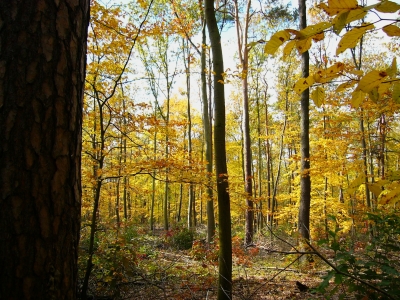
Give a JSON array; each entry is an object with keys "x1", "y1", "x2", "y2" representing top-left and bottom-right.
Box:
[{"x1": 81, "y1": 227, "x2": 349, "y2": 300}]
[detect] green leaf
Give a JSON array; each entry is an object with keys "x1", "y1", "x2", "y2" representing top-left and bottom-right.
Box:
[
  {"x1": 334, "y1": 273, "x2": 343, "y2": 284},
  {"x1": 336, "y1": 23, "x2": 374, "y2": 55}
]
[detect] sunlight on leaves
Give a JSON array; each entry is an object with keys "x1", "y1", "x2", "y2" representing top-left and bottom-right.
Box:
[
  {"x1": 264, "y1": 30, "x2": 290, "y2": 55},
  {"x1": 336, "y1": 23, "x2": 374, "y2": 55}
]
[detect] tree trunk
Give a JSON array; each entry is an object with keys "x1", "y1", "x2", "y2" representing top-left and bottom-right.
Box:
[
  {"x1": 201, "y1": 18, "x2": 216, "y2": 242},
  {"x1": 234, "y1": 0, "x2": 254, "y2": 246},
  {"x1": 297, "y1": 0, "x2": 311, "y2": 241},
  {"x1": 0, "y1": 1, "x2": 89, "y2": 299},
  {"x1": 205, "y1": 0, "x2": 233, "y2": 299}
]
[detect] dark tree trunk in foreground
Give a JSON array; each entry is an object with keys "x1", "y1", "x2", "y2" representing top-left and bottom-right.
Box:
[
  {"x1": 205, "y1": 0, "x2": 233, "y2": 299},
  {"x1": 0, "y1": 1, "x2": 89, "y2": 299},
  {"x1": 297, "y1": 0, "x2": 311, "y2": 240}
]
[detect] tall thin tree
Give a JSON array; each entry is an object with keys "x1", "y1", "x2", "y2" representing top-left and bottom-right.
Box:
[
  {"x1": 297, "y1": 0, "x2": 311, "y2": 241},
  {"x1": 205, "y1": 0, "x2": 233, "y2": 298}
]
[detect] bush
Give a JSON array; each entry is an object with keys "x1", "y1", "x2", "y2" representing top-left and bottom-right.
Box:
[
  {"x1": 315, "y1": 211, "x2": 400, "y2": 299},
  {"x1": 171, "y1": 228, "x2": 194, "y2": 250}
]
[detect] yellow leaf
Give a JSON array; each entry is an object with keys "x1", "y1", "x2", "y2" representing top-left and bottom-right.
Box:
[
  {"x1": 285, "y1": 29, "x2": 303, "y2": 38},
  {"x1": 393, "y1": 82, "x2": 400, "y2": 103},
  {"x1": 375, "y1": 0, "x2": 400, "y2": 13},
  {"x1": 347, "y1": 69, "x2": 364, "y2": 77},
  {"x1": 333, "y1": 11, "x2": 349, "y2": 35},
  {"x1": 347, "y1": 173, "x2": 365, "y2": 195},
  {"x1": 296, "y1": 37, "x2": 312, "y2": 54},
  {"x1": 293, "y1": 75, "x2": 315, "y2": 95},
  {"x1": 264, "y1": 30, "x2": 290, "y2": 55},
  {"x1": 319, "y1": 0, "x2": 359, "y2": 16},
  {"x1": 310, "y1": 86, "x2": 325, "y2": 107},
  {"x1": 332, "y1": 9, "x2": 367, "y2": 34},
  {"x1": 386, "y1": 57, "x2": 397, "y2": 78},
  {"x1": 336, "y1": 80, "x2": 356, "y2": 92},
  {"x1": 368, "y1": 182, "x2": 385, "y2": 197},
  {"x1": 387, "y1": 170, "x2": 400, "y2": 181},
  {"x1": 336, "y1": 23, "x2": 374, "y2": 55},
  {"x1": 378, "y1": 82, "x2": 391, "y2": 97},
  {"x1": 356, "y1": 70, "x2": 388, "y2": 93},
  {"x1": 368, "y1": 86, "x2": 379, "y2": 102},
  {"x1": 312, "y1": 32, "x2": 325, "y2": 42},
  {"x1": 382, "y1": 24, "x2": 400, "y2": 37},
  {"x1": 378, "y1": 185, "x2": 400, "y2": 205},
  {"x1": 247, "y1": 41, "x2": 259, "y2": 48},
  {"x1": 313, "y1": 62, "x2": 345, "y2": 83},
  {"x1": 351, "y1": 89, "x2": 366, "y2": 108},
  {"x1": 282, "y1": 40, "x2": 296, "y2": 60},
  {"x1": 299, "y1": 22, "x2": 331, "y2": 39}
]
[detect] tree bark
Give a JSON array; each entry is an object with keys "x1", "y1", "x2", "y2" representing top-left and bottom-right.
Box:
[
  {"x1": 234, "y1": 0, "x2": 254, "y2": 246},
  {"x1": 205, "y1": 0, "x2": 233, "y2": 299},
  {"x1": 297, "y1": 0, "x2": 311, "y2": 241},
  {"x1": 200, "y1": 16, "x2": 216, "y2": 243},
  {"x1": 0, "y1": 0, "x2": 89, "y2": 299}
]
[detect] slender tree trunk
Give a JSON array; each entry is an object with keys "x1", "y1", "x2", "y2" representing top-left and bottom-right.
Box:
[
  {"x1": 0, "y1": 1, "x2": 89, "y2": 299},
  {"x1": 298, "y1": 0, "x2": 311, "y2": 241},
  {"x1": 234, "y1": 0, "x2": 254, "y2": 246},
  {"x1": 256, "y1": 96, "x2": 264, "y2": 231},
  {"x1": 200, "y1": 18, "x2": 216, "y2": 242},
  {"x1": 205, "y1": 1, "x2": 232, "y2": 298}
]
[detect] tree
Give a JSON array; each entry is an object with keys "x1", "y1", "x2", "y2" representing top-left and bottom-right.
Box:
[
  {"x1": 0, "y1": 0, "x2": 89, "y2": 299},
  {"x1": 297, "y1": 0, "x2": 311, "y2": 241},
  {"x1": 233, "y1": 0, "x2": 254, "y2": 246},
  {"x1": 205, "y1": 0, "x2": 233, "y2": 299},
  {"x1": 81, "y1": 2, "x2": 153, "y2": 296}
]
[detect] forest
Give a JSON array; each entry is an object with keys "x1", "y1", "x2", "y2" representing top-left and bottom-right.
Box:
[
  {"x1": 71, "y1": 0, "x2": 400, "y2": 299},
  {"x1": 1, "y1": 0, "x2": 398, "y2": 299},
  {"x1": 76, "y1": 0, "x2": 400, "y2": 299}
]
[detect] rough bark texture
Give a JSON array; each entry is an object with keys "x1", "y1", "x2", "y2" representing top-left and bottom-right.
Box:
[
  {"x1": 298, "y1": 0, "x2": 311, "y2": 240},
  {"x1": 0, "y1": 1, "x2": 89, "y2": 299},
  {"x1": 205, "y1": 0, "x2": 232, "y2": 299}
]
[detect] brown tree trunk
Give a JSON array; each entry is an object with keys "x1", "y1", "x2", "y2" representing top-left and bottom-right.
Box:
[
  {"x1": 234, "y1": 0, "x2": 254, "y2": 246},
  {"x1": 298, "y1": 0, "x2": 311, "y2": 241},
  {"x1": 205, "y1": 0, "x2": 233, "y2": 298},
  {"x1": 200, "y1": 17, "x2": 216, "y2": 242},
  {"x1": 0, "y1": 1, "x2": 89, "y2": 299}
]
